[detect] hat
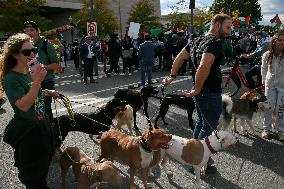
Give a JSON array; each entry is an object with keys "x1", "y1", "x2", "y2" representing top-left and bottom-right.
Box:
[{"x1": 24, "y1": 21, "x2": 39, "y2": 30}]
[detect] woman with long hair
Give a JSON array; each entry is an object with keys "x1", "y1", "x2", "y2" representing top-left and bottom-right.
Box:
[
  {"x1": 0, "y1": 33, "x2": 58, "y2": 188},
  {"x1": 261, "y1": 30, "x2": 284, "y2": 140}
]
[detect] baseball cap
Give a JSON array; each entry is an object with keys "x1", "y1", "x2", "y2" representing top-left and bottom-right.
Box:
[{"x1": 24, "y1": 21, "x2": 39, "y2": 30}]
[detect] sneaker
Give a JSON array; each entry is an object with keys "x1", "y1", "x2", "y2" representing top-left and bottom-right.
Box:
[
  {"x1": 278, "y1": 132, "x2": 284, "y2": 141},
  {"x1": 205, "y1": 164, "x2": 217, "y2": 174},
  {"x1": 261, "y1": 130, "x2": 271, "y2": 139},
  {"x1": 128, "y1": 73, "x2": 132, "y2": 76},
  {"x1": 119, "y1": 73, "x2": 125, "y2": 76},
  {"x1": 0, "y1": 97, "x2": 6, "y2": 107}
]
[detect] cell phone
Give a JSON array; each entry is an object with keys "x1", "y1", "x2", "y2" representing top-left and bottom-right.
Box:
[{"x1": 27, "y1": 58, "x2": 41, "y2": 73}]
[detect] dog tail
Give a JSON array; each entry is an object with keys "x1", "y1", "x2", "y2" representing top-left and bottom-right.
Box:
[{"x1": 222, "y1": 94, "x2": 233, "y2": 114}]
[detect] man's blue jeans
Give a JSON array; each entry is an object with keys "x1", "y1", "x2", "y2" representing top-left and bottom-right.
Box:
[
  {"x1": 140, "y1": 65, "x2": 153, "y2": 86},
  {"x1": 193, "y1": 92, "x2": 222, "y2": 139}
]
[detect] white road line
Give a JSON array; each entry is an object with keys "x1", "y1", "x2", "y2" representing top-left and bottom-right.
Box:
[
  {"x1": 69, "y1": 76, "x2": 191, "y2": 99},
  {"x1": 53, "y1": 76, "x2": 192, "y2": 113},
  {"x1": 53, "y1": 97, "x2": 111, "y2": 113}
]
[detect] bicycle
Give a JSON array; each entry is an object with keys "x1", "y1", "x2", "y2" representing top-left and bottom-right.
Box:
[{"x1": 222, "y1": 57, "x2": 264, "y2": 97}]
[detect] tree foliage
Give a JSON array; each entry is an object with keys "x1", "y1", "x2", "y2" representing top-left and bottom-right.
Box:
[
  {"x1": 167, "y1": 1, "x2": 213, "y2": 32},
  {"x1": 210, "y1": 0, "x2": 262, "y2": 25},
  {"x1": 73, "y1": 0, "x2": 119, "y2": 38},
  {"x1": 0, "y1": 0, "x2": 52, "y2": 33},
  {"x1": 128, "y1": 0, "x2": 162, "y2": 31}
]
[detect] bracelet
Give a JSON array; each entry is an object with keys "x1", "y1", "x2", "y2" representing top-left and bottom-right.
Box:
[{"x1": 170, "y1": 74, "x2": 176, "y2": 78}]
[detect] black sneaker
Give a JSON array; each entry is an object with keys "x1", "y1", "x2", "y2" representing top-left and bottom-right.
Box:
[
  {"x1": 205, "y1": 164, "x2": 217, "y2": 174},
  {"x1": 0, "y1": 97, "x2": 6, "y2": 108}
]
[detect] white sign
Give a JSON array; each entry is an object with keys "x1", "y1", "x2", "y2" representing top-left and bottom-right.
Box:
[
  {"x1": 87, "y1": 22, "x2": 97, "y2": 36},
  {"x1": 128, "y1": 22, "x2": 140, "y2": 39}
]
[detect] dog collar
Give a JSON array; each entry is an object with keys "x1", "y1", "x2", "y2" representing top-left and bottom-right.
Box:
[
  {"x1": 139, "y1": 137, "x2": 152, "y2": 153},
  {"x1": 205, "y1": 137, "x2": 217, "y2": 154}
]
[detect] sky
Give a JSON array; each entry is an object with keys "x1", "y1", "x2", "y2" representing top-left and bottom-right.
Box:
[{"x1": 160, "y1": 0, "x2": 284, "y2": 25}]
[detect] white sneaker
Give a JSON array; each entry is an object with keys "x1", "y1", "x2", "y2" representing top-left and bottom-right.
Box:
[
  {"x1": 278, "y1": 132, "x2": 284, "y2": 141},
  {"x1": 129, "y1": 73, "x2": 132, "y2": 76},
  {"x1": 261, "y1": 130, "x2": 271, "y2": 139},
  {"x1": 119, "y1": 73, "x2": 125, "y2": 76}
]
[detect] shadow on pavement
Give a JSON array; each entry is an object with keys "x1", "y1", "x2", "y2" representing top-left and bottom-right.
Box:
[{"x1": 227, "y1": 135, "x2": 284, "y2": 177}]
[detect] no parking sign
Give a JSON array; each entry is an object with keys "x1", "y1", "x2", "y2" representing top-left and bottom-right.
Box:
[{"x1": 87, "y1": 22, "x2": 97, "y2": 36}]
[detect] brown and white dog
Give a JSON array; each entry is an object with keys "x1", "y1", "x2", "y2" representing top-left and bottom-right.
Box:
[
  {"x1": 150, "y1": 131, "x2": 236, "y2": 189},
  {"x1": 60, "y1": 146, "x2": 125, "y2": 189},
  {"x1": 98, "y1": 128, "x2": 172, "y2": 189}
]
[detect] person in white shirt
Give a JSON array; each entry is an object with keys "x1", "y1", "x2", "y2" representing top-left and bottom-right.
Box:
[{"x1": 261, "y1": 30, "x2": 284, "y2": 140}]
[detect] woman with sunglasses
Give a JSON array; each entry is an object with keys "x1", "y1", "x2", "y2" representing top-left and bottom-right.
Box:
[{"x1": 0, "y1": 33, "x2": 58, "y2": 189}]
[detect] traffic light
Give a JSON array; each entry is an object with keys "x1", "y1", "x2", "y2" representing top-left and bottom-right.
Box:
[{"x1": 189, "y1": 0, "x2": 195, "y2": 9}]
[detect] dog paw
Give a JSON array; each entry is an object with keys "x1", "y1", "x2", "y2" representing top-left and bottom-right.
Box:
[
  {"x1": 166, "y1": 170, "x2": 173, "y2": 176},
  {"x1": 144, "y1": 182, "x2": 152, "y2": 188}
]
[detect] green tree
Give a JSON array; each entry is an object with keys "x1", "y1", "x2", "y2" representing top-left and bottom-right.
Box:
[
  {"x1": 210, "y1": 0, "x2": 262, "y2": 25},
  {"x1": 128, "y1": 0, "x2": 162, "y2": 32},
  {"x1": 0, "y1": 0, "x2": 52, "y2": 33},
  {"x1": 166, "y1": 1, "x2": 213, "y2": 32},
  {"x1": 73, "y1": 0, "x2": 119, "y2": 38}
]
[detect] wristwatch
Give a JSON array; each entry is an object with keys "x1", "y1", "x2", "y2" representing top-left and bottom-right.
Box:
[{"x1": 170, "y1": 74, "x2": 176, "y2": 78}]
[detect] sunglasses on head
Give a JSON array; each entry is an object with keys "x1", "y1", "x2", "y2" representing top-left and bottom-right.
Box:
[{"x1": 20, "y1": 47, "x2": 38, "y2": 56}]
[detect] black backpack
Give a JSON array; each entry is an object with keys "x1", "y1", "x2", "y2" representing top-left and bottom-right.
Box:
[
  {"x1": 189, "y1": 35, "x2": 222, "y2": 81},
  {"x1": 41, "y1": 39, "x2": 51, "y2": 63}
]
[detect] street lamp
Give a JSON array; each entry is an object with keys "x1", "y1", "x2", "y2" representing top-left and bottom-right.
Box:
[
  {"x1": 189, "y1": 0, "x2": 195, "y2": 34},
  {"x1": 69, "y1": 16, "x2": 74, "y2": 43}
]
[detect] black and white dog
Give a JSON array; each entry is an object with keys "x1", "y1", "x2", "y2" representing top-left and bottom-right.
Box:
[
  {"x1": 52, "y1": 98, "x2": 127, "y2": 148},
  {"x1": 218, "y1": 94, "x2": 268, "y2": 134},
  {"x1": 154, "y1": 94, "x2": 195, "y2": 130}
]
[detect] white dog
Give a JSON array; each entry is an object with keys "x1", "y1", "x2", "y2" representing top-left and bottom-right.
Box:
[{"x1": 150, "y1": 131, "x2": 236, "y2": 189}]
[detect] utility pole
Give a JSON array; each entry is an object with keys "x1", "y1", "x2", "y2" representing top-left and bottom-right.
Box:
[
  {"x1": 189, "y1": 0, "x2": 195, "y2": 34},
  {"x1": 119, "y1": 0, "x2": 123, "y2": 39},
  {"x1": 90, "y1": 0, "x2": 94, "y2": 20}
]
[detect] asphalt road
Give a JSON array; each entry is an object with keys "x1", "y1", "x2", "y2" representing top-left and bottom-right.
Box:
[{"x1": 0, "y1": 60, "x2": 283, "y2": 189}]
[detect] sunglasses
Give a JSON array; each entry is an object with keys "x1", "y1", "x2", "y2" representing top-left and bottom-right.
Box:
[{"x1": 20, "y1": 47, "x2": 38, "y2": 56}]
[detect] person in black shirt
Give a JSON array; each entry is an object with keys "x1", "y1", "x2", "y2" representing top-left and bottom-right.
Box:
[{"x1": 163, "y1": 13, "x2": 232, "y2": 173}]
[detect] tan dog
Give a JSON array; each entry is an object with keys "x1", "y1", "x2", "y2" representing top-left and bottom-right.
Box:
[
  {"x1": 60, "y1": 146, "x2": 125, "y2": 189},
  {"x1": 96, "y1": 103, "x2": 133, "y2": 134},
  {"x1": 98, "y1": 128, "x2": 172, "y2": 189},
  {"x1": 115, "y1": 104, "x2": 134, "y2": 134}
]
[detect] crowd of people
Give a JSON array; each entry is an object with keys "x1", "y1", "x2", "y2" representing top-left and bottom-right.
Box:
[{"x1": 0, "y1": 14, "x2": 284, "y2": 188}]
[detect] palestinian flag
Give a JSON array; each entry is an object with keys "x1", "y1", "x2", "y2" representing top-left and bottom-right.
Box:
[
  {"x1": 270, "y1": 14, "x2": 282, "y2": 29},
  {"x1": 203, "y1": 22, "x2": 211, "y2": 31},
  {"x1": 238, "y1": 16, "x2": 250, "y2": 25}
]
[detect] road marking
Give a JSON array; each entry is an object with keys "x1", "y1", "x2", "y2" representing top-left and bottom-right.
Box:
[
  {"x1": 53, "y1": 76, "x2": 192, "y2": 113},
  {"x1": 69, "y1": 76, "x2": 191, "y2": 99},
  {"x1": 53, "y1": 97, "x2": 111, "y2": 113}
]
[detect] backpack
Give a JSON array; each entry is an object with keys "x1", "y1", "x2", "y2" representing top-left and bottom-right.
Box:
[
  {"x1": 189, "y1": 35, "x2": 224, "y2": 77},
  {"x1": 41, "y1": 39, "x2": 62, "y2": 74}
]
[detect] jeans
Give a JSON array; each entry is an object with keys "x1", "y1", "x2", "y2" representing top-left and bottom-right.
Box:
[
  {"x1": 41, "y1": 80, "x2": 55, "y2": 121},
  {"x1": 193, "y1": 92, "x2": 222, "y2": 139},
  {"x1": 263, "y1": 87, "x2": 284, "y2": 132},
  {"x1": 83, "y1": 58, "x2": 94, "y2": 81},
  {"x1": 140, "y1": 65, "x2": 153, "y2": 86}
]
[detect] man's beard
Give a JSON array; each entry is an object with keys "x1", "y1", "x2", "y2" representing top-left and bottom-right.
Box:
[{"x1": 219, "y1": 29, "x2": 227, "y2": 39}]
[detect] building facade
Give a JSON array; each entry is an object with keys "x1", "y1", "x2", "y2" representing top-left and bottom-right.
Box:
[{"x1": 43, "y1": 0, "x2": 161, "y2": 41}]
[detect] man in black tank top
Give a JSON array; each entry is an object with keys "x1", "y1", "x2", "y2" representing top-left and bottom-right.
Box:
[{"x1": 163, "y1": 13, "x2": 232, "y2": 172}]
